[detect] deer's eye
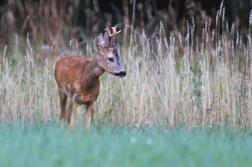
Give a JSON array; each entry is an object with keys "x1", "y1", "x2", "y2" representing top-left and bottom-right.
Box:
[{"x1": 108, "y1": 57, "x2": 114, "y2": 62}]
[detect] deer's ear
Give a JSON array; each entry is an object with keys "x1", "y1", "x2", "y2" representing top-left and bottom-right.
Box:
[
  {"x1": 104, "y1": 32, "x2": 109, "y2": 46},
  {"x1": 96, "y1": 33, "x2": 105, "y2": 50}
]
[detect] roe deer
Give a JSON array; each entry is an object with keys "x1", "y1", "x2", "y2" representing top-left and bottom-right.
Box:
[{"x1": 54, "y1": 26, "x2": 126, "y2": 129}]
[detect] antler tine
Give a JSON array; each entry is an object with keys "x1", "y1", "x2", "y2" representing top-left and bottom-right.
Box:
[
  {"x1": 105, "y1": 27, "x2": 113, "y2": 38},
  {"x1": 111, "y1": 25, "x2": 121, "y2": 35}
]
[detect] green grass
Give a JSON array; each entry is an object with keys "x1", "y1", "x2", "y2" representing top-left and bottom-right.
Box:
[{"x1": 0, "y1": 123, "x2": 251, "y2": 167}]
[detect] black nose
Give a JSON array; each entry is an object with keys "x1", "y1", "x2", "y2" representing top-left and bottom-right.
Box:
[{"x1": 115, "y1": 71, "x2": 126, "y2": 77}]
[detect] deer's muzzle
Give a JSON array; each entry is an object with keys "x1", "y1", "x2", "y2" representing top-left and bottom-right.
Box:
[{"x1": 115, "y1": 71, "x2": 126, "y2": 77}]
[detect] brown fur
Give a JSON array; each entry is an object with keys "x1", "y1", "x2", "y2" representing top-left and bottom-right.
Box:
[{"x1": 54, "y1": 54, "x2": 103, "y2": 129}]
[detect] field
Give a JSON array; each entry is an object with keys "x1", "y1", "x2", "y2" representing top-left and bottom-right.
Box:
[
  {"x1": 1, "y1": 1, "x2": 252, "y2": 166},
  {"x1": 1, "y1": 22, "x2": 252, "y2": 128},
  {"x1": 0, "y1": 123, "x2": 251, "y2": 167}
]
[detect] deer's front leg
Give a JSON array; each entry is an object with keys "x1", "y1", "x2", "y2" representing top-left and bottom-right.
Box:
[
  {"x1": 58, "y1": 89, "x2": 67, "y2": 122},
  {"x1": 66, "y1": 99, "x2": 78, "y2": 127},
  {"x1": 69, "y1": 103, "x2": 78, "y2": 128},
  {"x1": 85, "y1": 101, "x2": 94, "y2": 130}
]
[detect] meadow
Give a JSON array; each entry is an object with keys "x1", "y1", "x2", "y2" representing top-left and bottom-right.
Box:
[
  {"x1": 1, "y1": 21, "x2": 252, "y2": 128},
  {"x1": 1, "y1": 2, "x2": 252, "y2": 166},
  {"x1": 0, "y1": 123, "x2": 251, "y2": 167}
]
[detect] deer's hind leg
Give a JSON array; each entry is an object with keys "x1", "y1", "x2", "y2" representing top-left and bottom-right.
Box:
[{"x1": 58, "y1": 88, "x2": 67, "y2": 122}]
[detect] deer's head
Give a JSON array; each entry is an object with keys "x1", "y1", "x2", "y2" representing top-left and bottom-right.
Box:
[{"x1": 95, "y1": 26, "x2": 126, "y2": 77}]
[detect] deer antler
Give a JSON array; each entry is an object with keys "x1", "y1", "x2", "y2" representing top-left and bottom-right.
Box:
[{"x1": 105, "y1": 25, "x2": 121, "y2": 46}]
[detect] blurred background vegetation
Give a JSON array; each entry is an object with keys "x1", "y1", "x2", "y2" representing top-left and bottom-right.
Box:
[
  {"x1": 0, "y1": 0, "x2": 251, "y2": 59},
  {"x1": 1, "y1": 0, "x2": 252, "y2": 128}
]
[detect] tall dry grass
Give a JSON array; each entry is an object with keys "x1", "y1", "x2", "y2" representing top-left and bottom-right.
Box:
[{"x1": 1, "y1": 4, "x2": 252, "y2": 129}]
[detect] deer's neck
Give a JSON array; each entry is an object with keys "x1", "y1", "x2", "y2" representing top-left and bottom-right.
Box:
[
  {"x1": 81, "y1": 56, "x2": 104, "y2": 89},
  {"x1": 90, "y1": 56, "x2": 105, "y2": 77}
]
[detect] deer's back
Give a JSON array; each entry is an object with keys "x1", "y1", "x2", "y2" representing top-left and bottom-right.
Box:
[{"x1": 54, "y1": 55, "x2": 90, "y2": 94}]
